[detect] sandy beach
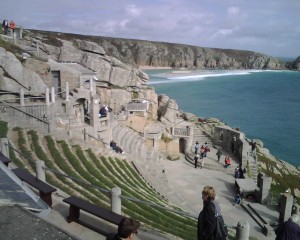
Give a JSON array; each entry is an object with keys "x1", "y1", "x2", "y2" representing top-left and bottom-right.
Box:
[{"x1": 139, "y1": 65, "x2": 172, "y2": 70}]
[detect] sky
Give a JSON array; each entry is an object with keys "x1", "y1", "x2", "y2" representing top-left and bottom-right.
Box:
[{"x1": 1, "y1": 0, "x2": 300, "y2": 59}]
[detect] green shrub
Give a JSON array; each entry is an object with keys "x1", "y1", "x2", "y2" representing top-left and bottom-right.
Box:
[
  {"x1": 131, "y1": 92, "x2": 139, "y2": 99},
  {"x1": 161, "y1": 133, "x2": 172, "y2": 143},
  {"x1": 258, "y1": 153, "x2": 300, "y2": 204},
  {"x1": 0, "y1": 121, "x2": 8, "y2": 138}
]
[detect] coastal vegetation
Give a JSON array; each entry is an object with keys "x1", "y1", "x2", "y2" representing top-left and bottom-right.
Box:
[
  {"x1": 257, "y1": 151, "x2": 300, "y2": 204},
  {"x1": 0, "y1": 37, "x2": 23, "y2": 56},
  {"x1": 161, "y1": 133, "x2": 172, "y2": 143},
  {"x1": 0, "y1": 120, "x2": 8, "y2": 138}
]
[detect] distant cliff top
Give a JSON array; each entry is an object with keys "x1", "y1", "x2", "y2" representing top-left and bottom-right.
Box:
[{"x1": 28, "y1": 29, "x2": 299, "y2": 70}]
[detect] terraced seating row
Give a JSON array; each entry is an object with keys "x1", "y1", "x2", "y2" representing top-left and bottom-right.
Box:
[
  {"x1": 111, "y1": 122, "x2": 194, "y2": 213},
  {"x1": 112, "y1": 124, "x2": 166, "y2": 181},
  {"x1": 8, "y1": 127, "x2": 197, "y2": 239}
]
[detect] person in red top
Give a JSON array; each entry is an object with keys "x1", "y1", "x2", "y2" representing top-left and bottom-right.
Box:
[
  {"x1": 9, "y1": 20, "x2": 15, "y2": 33},
  {"x1": 224, "y1": 156, "x2": 231, "y2": 168}
]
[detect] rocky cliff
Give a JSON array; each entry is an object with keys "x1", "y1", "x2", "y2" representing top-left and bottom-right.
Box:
[
  {"x1": 29, "y1": 29, "x2": 288, "y2": 70},
  {"x1": 287, "y1": 56, "x2": 300, "y2": 70},
  {"x1": 0, "y1": 31, "x2": 160, "y2": 118}
]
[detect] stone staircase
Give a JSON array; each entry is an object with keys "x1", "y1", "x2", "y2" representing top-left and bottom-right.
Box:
[
  {"x1": 191, "y1": 125, "x2": 213, "y2": 150},
  {"x1": 184, "y1": 124, "x2": 245, "y2": 171},
  {"x1": 247, "y1": 153, "x2": 258, "y2": 184},
  {"x1": 241, "y1": 202, "x2": 275, "y2": 237}
]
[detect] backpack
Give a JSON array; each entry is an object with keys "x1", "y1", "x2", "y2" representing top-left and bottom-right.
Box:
[
  {"x1": 215, "y1": 213, "x2": 228, "y2": 240},
  {"x1": 214, "y1": 205, "x2": 228, "y2": 240}
]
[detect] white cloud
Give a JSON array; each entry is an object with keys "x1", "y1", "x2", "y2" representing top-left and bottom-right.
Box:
[
  {"x1": 125, "y1": 4, "x2": 141, "y2": 17},
  {"x1": 227, "y1": 6, "x2": 240, "y2": 16}
]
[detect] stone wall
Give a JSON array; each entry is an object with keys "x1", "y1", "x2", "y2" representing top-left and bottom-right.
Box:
[{"x1": 213, "y1": 125, "x2": 249, "y2": 166}]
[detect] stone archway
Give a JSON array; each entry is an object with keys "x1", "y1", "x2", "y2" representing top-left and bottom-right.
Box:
[
  {"x1": 74, "y1": 98, "x2": 89, "y2": 124},
  {"x1": 179, "y1": 138, "x2": 186, "y2": 154}
]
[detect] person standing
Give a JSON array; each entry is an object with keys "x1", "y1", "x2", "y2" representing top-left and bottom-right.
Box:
[
  {"x1": 2, "y1": 19, "x2": 8, "y2": 35},
  {"x1": 10, "y1": 20, "x2": 15, "y2": 33},
  {"x1": 200, "y1": 145, "x2": 205, "y2": 159},
  {"x1": 275, "y1": 214, "x2": 300, "y2": 240},
  {"x1": 195, "y1": 141, "x2": 199, "y2": 154},
  {"x1": 231, "y1": 136, "x2": 236, "y2": 154},
  {"x1": 216, "y1": 148, "x2": 222, "y2": 162},
  {"x1": 194, "y1": 154, "x2": 199, "y2": 168},
  {"x1": 224, "y1": 156, "x2": 231, "y2": 168},
  {"x1": 198, "y1": 186, "x2": 224, "y2": 240}
]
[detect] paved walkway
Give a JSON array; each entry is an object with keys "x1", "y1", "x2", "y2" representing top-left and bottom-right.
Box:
[{"x1": 160, "y1": 146, "x2": 278, "y2": 239}]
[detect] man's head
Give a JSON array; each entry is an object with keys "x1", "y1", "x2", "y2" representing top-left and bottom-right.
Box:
[
  {"x1": 202, "y1": 186, "x2": 216, "y2": 202},
  {"x1": 117, "y1": 217, "x2": 140, "y2": 239}
]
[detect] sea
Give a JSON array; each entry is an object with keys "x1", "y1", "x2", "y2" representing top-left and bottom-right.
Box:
[{"x1": 144, "y1": 69, "x2": 300, "y2": 168}]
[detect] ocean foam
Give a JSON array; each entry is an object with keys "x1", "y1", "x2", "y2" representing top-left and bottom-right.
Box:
[{"x1": 148, "y1": 70, "x2": 265, "y2": 85}]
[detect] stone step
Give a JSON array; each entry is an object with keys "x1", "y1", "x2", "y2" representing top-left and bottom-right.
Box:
[
  {"x1": 121, "y1": 131, "x2": 134, "y2": 152},
  {"x1": 128, "y1": 134, "x2": 139, "y2": 155},
  {"x1": 112, "y1": 124, "x2": 122, "y2": 141},
  {"x1": 117, "y1": 127, "x2": 129, "y2": 145}
]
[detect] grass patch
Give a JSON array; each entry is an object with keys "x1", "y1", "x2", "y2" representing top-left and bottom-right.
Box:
[
  {"x1": 13, "y1": 127, "x2": 36, "y2": 171},
  {"x1": 161, "y1": 133, "x2": 172, "y2": 143},
  {"x1": 0, "y1": 121, "x2": 8, "y2": 138},
  {"x1": 0, "y1": 37, "x2": 24, "y2": 55}
]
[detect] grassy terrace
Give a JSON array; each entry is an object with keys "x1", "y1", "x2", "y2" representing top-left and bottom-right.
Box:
[{"x1": 4, "y1": 125, "x2": 197, "y2": 239}]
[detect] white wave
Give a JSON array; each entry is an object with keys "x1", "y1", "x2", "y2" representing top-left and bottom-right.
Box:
[{"x1": 148, "y1": 69, "x2": 266, "y2": 85}]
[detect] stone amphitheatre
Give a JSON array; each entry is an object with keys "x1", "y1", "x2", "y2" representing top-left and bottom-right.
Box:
[{"x1": 0, "y1": 28, "x2": 299, "y2": 240}]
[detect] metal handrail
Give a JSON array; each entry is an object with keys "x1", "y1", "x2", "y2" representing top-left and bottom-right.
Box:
[{"x1": 0, "y1": 101, "x2": 49, "y2": 124}]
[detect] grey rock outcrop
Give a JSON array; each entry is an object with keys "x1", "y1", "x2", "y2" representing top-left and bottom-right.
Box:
[
  {"x1": 157, "y1": 94, "x2": 179, "y2": 126},
  {"x1": 75, "y1": 40, "x2": 105, "y2": 55},
  {"x1": 289, "y1": 56, "x2": 300, "y2": 70},
  {"x1": 0, "y1": 47, "x2": 47, "y2": 93},
  {"x1": 26, "y1": 30, "x2": 289, "y2": 70},
  {"x1": 247, "y1": 53, "x2": 284, "y2": 69},
  {"x1": 57, "y1": 39, "x2": 149, "y2": 88},
  {"x1": 92, "y1": 37, "x2": 286, "y2": 70},
  {"x1": 181, "y1": 112, "x2": 198, "y2": 122}
]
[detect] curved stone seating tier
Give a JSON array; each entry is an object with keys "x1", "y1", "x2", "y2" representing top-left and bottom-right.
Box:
[
  {"x1": 111, "y1": 123, "x2": 191, "y2": 209},
  {"x1": 121, "y1": 131, "x2": 135, "y2": 150}
]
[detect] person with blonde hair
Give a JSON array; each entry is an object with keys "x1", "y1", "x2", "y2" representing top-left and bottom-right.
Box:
[{"x1": 198, "y1": 186, "x2": 226, "y2": 240}]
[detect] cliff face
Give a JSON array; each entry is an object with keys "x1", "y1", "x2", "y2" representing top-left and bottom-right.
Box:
[
  {"x1": 29, "y1": 30, "x2": 288, "y2": 70},
  {"x1": 0, "y1": 30, "x2": 159, "y2": 119},
  {"x1": 102, "y1": 39, "x2": 287, "y2": 70},
  {"x1": 287, "y1": 56, "x2": 300, "y2": 70}
]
